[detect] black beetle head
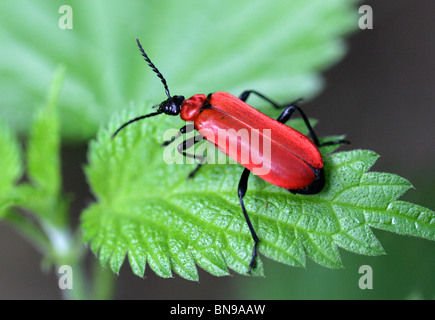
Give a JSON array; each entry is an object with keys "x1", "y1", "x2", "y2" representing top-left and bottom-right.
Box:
[{"x1": 156, "y1": 95, "x2": 185, "y2": 116}]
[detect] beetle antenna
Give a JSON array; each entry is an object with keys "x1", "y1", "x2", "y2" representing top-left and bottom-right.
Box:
[
  {"x1": 136, "y1": 38, "x2": 171, "y2": 99},
  {"x1": 111, "y1": 111, "x2": 162, "y2": 139}
]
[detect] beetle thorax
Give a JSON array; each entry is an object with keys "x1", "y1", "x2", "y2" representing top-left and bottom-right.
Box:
[{"x1": 180, "y1": 94, "x2": 208, "y2": 121}]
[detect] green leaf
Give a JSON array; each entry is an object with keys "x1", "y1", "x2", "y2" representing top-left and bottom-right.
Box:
[
  {"x1": 0, "y1": 120, "x2": 22, "y2": 216},
  {"x1": 81, "y1": 112, "x2": 434, "y2": 280},
  {"x1": 27, "y1": 65, "x2": 65, "y2": 197},
  {"x1": 0, "y1": 0, "x2": 358, "y2": 140},
  {"x1": 18, "y1": 65, "x2": 69, "y2": 228},
  {"x1": 0, "y1": 66, "x2": 70, "y2": 259}
]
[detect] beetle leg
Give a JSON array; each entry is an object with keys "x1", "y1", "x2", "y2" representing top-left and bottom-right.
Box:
[
  {"x1": 276, "y1": 104, "x2": 323, "y2": 145},
  {"x1": 161, "y1": 123, "x2": 195, "y2": 147},
  {"x1": 239, "y1": 90, "x2": 302, "y2": 109},
  {"x1": 177, "y1": 135, "x2": 206, "y2": 179},
  {"x1": 238, "y1": 168, "x2": 260, "y2": 274},
  {"x1": 239, "y1": 90, "x2": 280, "y2": 107},
  {"x1": 277, "y1": 104, "x2": 350, "y2": 147}
]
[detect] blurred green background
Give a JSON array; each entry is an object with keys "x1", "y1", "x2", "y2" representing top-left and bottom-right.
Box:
[{"x1": 0, "y1": 0, "x2": 434, "y2": 299}]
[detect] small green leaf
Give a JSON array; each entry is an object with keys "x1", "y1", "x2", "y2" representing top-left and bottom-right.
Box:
[
  {"x1": 0, "y1": 120, "x2": 22, "y2": 216},
  {"x1": 16, "y1": 65, "x2": 70, "y2": 229},
  {"x1": 27, "y1": 65, "x2": 65, "y2": 197},
  {"x1": 0, "y1": 67, "x2": 74, "y2": 266},
  {"x1": 81, "y1": 112, "x2": 435, "y2": 280}
]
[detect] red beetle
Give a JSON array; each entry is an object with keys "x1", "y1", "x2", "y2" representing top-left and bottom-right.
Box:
[{"x1": 113, "y1": 39, "x2": 349, "y2": 273}]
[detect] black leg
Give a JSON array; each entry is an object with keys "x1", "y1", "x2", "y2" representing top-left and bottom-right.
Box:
[
  {"x1": 277, "y1": 104, "x2": 350, "y2": 147},
  {"x1": 276, "y1": 104, "x2": 322, "y2": 146},
  {"x1": 238, "y1": 168, "x2": 260, "y2": 274},
  {"x1": 177, "y1": 135, "x2": 206, "y2": 179},
  {"x1": 161, "y1": 123, "x2": 194, "y2": 147},
  {"x1": 276, "y1": 99, "x2": 350, "y2": 147},
  {"x1": 239, "y1": 90, "x2": 302, "y2": 110},
  {"x1": 276, "y1": 102, "x2": 349, "y2": 194}
]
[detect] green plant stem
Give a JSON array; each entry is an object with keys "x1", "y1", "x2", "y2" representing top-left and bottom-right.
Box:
[
  {"x1": 8, "y1": 209, "x2": 116, "y2": 299},
  {"x1": 43, "y1": 223, "x2": 89, "y2": 300},
  {"x1": 45, "y1": 224, "x2": 117, "y2": 299},
  {"x1": 6, "y1": 212, "x2": 92, "y2": 299},
  {"x1": 92, "y1": 261, "x2": 116, "y2": 300},
  {"x1": 56, "y1": 260, "x2": 88, "y2": 300}
]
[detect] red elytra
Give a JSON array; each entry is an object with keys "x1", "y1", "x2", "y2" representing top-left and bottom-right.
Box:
[{"x1": 180, "y1": 92, "x2": 323, "y2": 190}]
